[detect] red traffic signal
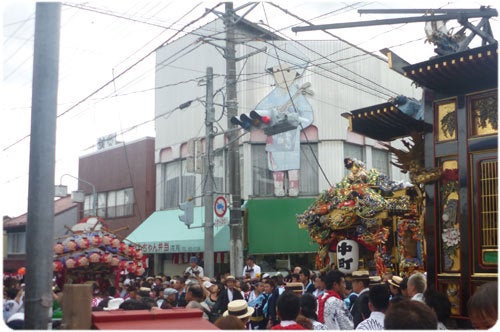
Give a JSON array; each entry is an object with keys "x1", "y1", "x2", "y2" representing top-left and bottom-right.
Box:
[{"x1": 231, "y1": 110, "x2": 271, "y2": 131}]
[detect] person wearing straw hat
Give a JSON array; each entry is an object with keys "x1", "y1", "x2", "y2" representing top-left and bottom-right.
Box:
[
  {"x1": 387, "y1": 276, "x2": 403, "y2": 302},
  {"x1": 223, "y1": 299, "x2": 255, "y2": 328},
  {"x1": 350, "y1": 270, "x2": 371, "y2": 328},
  {"x1": 213, "y1": 276, "x2": 243, "y2": 316}
]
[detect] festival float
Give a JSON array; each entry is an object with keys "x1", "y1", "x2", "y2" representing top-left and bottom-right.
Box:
[
  {"x1": 297, "y1": 132, "x2": 442, "y2": 276},
  {"x1": 53, "y1": 217, "x2": 148, "y2": 291}
]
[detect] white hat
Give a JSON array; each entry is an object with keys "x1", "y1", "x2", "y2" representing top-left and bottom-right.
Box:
[
  {"x1": 223, "y1": 299, "x2": 255, "y2": 319},
  {"x1": 103, "y1": 298, "x2": 124, "y2": 311},
  {"x1": 203, "y1": 281, "x2": 214, "y2": 289},
  {"x1": 261, "y1": 273, "x2": 270, "y2": 279}
]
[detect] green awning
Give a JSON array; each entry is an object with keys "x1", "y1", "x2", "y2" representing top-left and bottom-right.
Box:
[
  {"x1": 246, "y1": 198, "x2": 318, "y2": 254},
  {"x1": 126, "y1": 207, "x2": 230, "y2": 254}
]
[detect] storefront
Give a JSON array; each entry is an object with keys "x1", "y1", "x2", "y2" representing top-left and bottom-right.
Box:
[
  {"x1": 245, "y1": 198, "x2": 318, "y2": 273},
  {"x1": 126, "y1": 208, "x2": 230, "y2": 276}
]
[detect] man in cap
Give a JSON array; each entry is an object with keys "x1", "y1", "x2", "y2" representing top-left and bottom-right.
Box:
[
  {"x1": 350, "y1": 270, "x2": 371, "y2": 328},
  {"x1": 160, "y1": 288, "x2": 178, "y2": 309},
  {"x1": 184, "y1": 256, "x2": 204, "y2": 278},
  {"x1": 213, "y1": 275, "x2": 244, "y2": 316},
  {"x1": 242, "y1": 255, "x2": 261, "y2": 284}
]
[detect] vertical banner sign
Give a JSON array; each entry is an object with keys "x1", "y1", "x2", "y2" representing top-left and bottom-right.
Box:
[{"x1": 337, "y1": 239, "x2": 359, "y2": 274}]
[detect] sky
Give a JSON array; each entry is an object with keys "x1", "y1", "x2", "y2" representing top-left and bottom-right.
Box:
[{"x1": 1, "y1": 0, "x2": 498, "y2": 218}]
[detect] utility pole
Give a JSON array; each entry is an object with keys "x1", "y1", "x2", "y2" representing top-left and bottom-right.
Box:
[
  {"x1": 224, "y1": 2, "x2": 243, "y2": 277},
  {"x1": 204, "y1": 67, "x2": 215, "y2": 278},
  {"x1": 25, "y1": 2, "x2": 61, "y2": 329}
]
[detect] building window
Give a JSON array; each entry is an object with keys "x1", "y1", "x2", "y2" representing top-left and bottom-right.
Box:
[
  {"x1": 251, "y1": 143, "x2": 318, "y2": 196},
  {"x1": 84, "y1": 188, "x2": 134, "y2": 218},
  {"x1": 7, "y1": 232, "x2": 26, "y2": 254},
  {"x1": 478, "y1": 159, "x2": 498, "y2": 266},
  {"x1": 162, "y1": 159, "x2": 196, "y2": 209},
  {"x1": 372, "y1": 148, "x2": 389, "y2": 176}
]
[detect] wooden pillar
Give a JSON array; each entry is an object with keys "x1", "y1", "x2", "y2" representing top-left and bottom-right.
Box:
[{"x1": 61, "y1": 284, "x2": 92, "y2": 329}]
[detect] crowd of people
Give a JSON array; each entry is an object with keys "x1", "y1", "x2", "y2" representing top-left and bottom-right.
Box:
[{"x1": 3, "y1": 255, "x2": 498, "y2": 330}]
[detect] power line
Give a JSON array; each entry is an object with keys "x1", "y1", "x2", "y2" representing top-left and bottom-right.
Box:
[{"x1": 3, "y1": 2, "x2": 224, "y2": 152}]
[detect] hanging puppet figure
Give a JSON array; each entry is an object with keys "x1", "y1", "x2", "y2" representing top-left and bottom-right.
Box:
[{"x1": 254, "y1": 46, "x2": 314, "y2": 196}]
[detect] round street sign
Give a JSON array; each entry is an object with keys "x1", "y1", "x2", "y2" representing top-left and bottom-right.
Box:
[{"x1": 214, "y1": 196, "x2": 227, "y2": 218}]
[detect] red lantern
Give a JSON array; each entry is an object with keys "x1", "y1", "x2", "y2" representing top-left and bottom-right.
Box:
[
  {"x1": 78, "y1": 237, "x2": 89, "y2": 249},
  {"x1": 101, "y1": 253, "x2": 112, "y2": 264},
  {"x1": 136, "y1": 266, "x2": 145, "y2": 276},
  {"x1": 128, "y1": 245, "x2": 136, "y2": 257},
  {"x1": 110, "y1": 255, "x2": 120, "y2": 266},
  {"x1": 54, "y1": 242, "x2": 64, "y2": 255},
  {"x1": 111, "y1": 238, "x2": 120, "y2": 248},
  {"x1": 119, "y1": 242, "x2": 129, "y2": 255},
  {"x1": 119, "y1": 260, "x2": 128, "y2": 271},
  {"x1": 126, "y1": 261, "x2": 137, "y2": 273},
  {"x1": 77, "y1": 256, "x2": 89, "y2": 267},
  {"x1": 53, "y1": 260, "x2": 63, "y2": 272},
  {"x1": 88, "y1": 252, "x2": 101, "y2": 263},
  {"x1": 65, "y1": 257, "x2": 76, "y2": 269},
  {"x1": 17, "y1": 267, "x2": 26, "y2": 275},
  {"x1": 91, "y1": 234, "x2": 102, "y2": 246},
  {"x1": 102, "y1": 234, "x2": 112, "y2": 245},
  {"x1": 66, "y1": 239, "x2": 77, "y2": 251}
]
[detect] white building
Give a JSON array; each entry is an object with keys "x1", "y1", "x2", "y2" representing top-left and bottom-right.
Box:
[{"x1": 129, "y1": 16, "x2": 421, "y2": 276}]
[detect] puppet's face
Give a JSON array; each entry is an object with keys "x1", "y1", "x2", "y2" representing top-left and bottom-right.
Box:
[{"x1": 270, "y1": 65, "x2": 297, "y2": 88}]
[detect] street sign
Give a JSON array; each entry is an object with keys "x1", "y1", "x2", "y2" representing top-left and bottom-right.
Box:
[{"x1": 214, "y1": 196, "x2": 227, "y2": 218}]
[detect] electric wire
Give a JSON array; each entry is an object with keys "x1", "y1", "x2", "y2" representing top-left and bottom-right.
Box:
[{"x1": 2, "y1": 2, "x2": 224, "y2": 152}]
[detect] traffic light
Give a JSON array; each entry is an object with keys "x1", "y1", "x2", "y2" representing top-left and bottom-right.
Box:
[
  {"x1": 231, "y1": 110, "x2": 271, "y2": 131},
  {"x1": 231, "y1": 109, "x2": 301, "y2": 136},
  {"x1": 179, "y1": 200, "x2": 194, "y2": 228}
]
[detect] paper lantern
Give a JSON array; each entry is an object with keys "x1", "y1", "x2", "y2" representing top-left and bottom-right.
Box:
[
  {"x1": 110, "y1": 255, "x2": 120, "y2": 266},
  {"x1": 77, "y1": 255, "x2": 89, "y2": 267},
  {"x1": 128, "y1": 245, "x2": 136, "y2": 257},
  {"x1": 91, "y1": 234, "x2": 102, "y2": 246},
  {"x1": 336, "y1": 239, "x2": 359, "y2": 274},
  {"x1": 119, "y1": 242, "x2": 129, "y2": 255},
  {"x1": 135, "y1": 266, "x2": 145, "y2": 276},
  {"x1": 54, "y1": 242, "x2": 65, "y2": 255},
  {"x1": 88, "y1": 252, "x2": 101, "y2": 263},
  {"x1": 101, "y1": 253, "x2": 112, "y2": 264},
  {"x1": 119, "y1": 260, "x2": 128, "y2": 271},
  {"x1": 78, "y1": 237, "x2": 89, "y2": 249},
  {"x1": 102, "y1": 234, "x2": 112, "y2": 245},
  {"x1": 126, "y1": 261, "x2": 137, "y2": 273},
  {"x1": 66, "y1": 239, "x2": 77, "y2": 251},
  {"x1": 111, "y1": 238, "x2": 121, "y2": 248},
  {"x1": 65, "y1": 257, "x2": 76, "y2": 269},
  {"x1": 53, "y1": 261, "x2": 63, "y2": 272}
]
